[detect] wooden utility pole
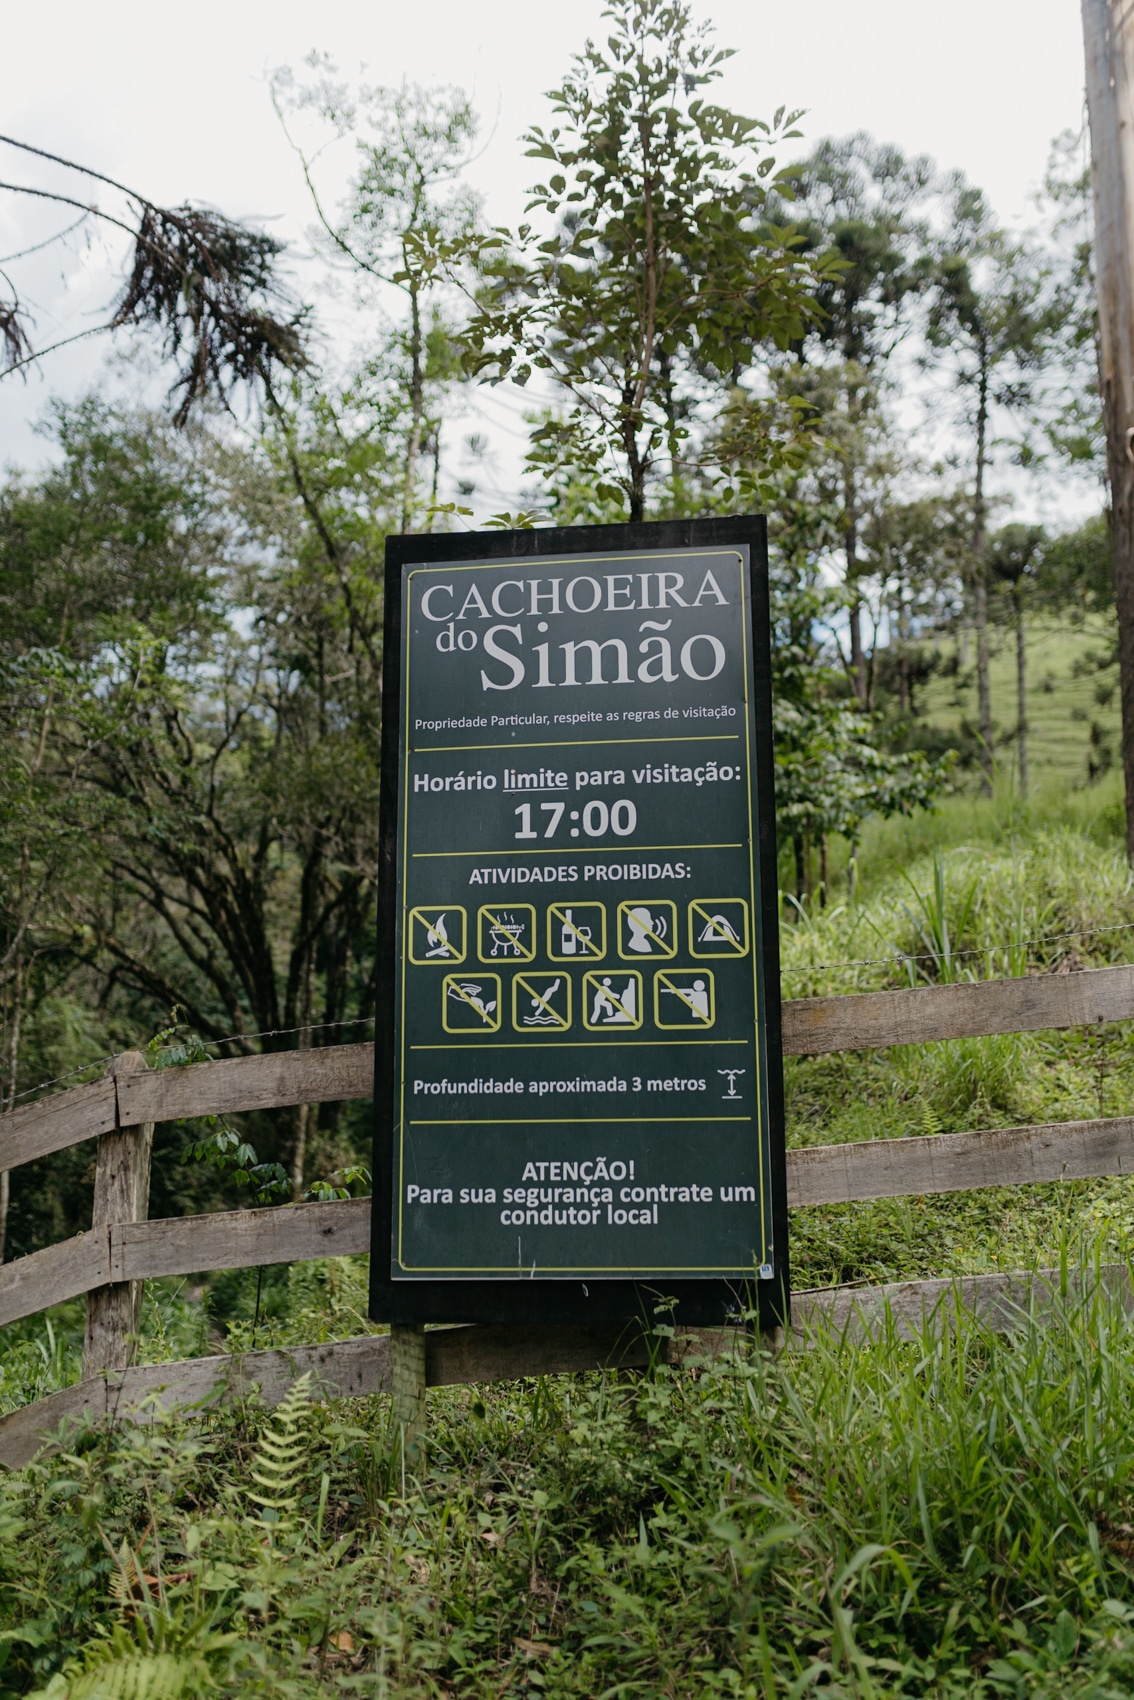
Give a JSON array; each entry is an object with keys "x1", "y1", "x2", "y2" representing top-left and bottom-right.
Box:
[{"x1": 1083, "y1": 0, "x2": 1134, "y2": 861}]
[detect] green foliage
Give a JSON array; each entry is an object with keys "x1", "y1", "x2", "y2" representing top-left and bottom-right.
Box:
[
  {"x1": 7, "y1": 1267, "x2": 1134, "y2": 1696},
  {"x1": 464, "y1": 0, "x2": 831, "y2": 519}
]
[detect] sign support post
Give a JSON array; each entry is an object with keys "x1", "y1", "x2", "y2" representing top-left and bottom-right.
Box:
[{"x1": 372, "y1": 518, "x2": 788, "y2": 1345}]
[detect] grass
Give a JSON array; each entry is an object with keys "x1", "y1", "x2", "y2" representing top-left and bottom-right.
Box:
[
  {"x1": 5, "y1": 655, "x2": 1134, "y2": 1693},
  {"x1": 6, "y1": 1260, "x2": 1134, "y2": 1696},
  {"x1": 915, "y1": 616, "x2": 1121, "y2": 791}
]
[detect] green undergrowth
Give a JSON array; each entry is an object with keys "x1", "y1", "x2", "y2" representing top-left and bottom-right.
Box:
[
  {"x1": 779, "y1": 775, "x2": 1134, "y2": 1287},
  {"x1": 4, "y1": 788, "x2": 1134, "y2": 1692},
  {"x1": 6, "y1": 1262, "x2": 1134, "y2": 1697}
]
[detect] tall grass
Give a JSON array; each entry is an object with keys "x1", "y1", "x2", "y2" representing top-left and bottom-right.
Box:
[{"x1": 7, "y1": 1255, "x2": 1134, "y2": 1697}]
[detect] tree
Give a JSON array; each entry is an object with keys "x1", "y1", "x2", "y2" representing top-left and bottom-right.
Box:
[
  {"x1": 989, "y1": 522, "x2": 1044, "y2": 794},
  {"x1": 463, "y1": 0, "x2": 829, "y2": 522},
  {"x1": 0, "y1": 135, "x2": 306, "y2": 419},
  {"x1": 769, "y1": 482, "x2": 954, "y2": 904},
  {"x1": 0, "y1": 401, "x2": 386, "y2": 1219},
  {"x1": 924, "y1": 180, "x2": 1053, "y2": 790},
  {"x1": 271, "y1": 67, "x2": 481, "y2": 531},
  {"x1": 769, "y1": 134, "x2": 935, "y2": 702}
]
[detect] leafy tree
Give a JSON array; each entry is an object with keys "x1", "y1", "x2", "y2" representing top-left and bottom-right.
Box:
[
  {"x1": 924, "y1": 179, "x2": 1054, "y2": 790},
  {"x1": 770, "y1": 487, "x2": 954, "y2": 903},
  {"x1": 989, "y1": 522, "x2": 1044, "y2": 793},
  {"x1": 271, "y1": 66, "x2": 481, "y2": 530},
  {"x1": 768, "y1": 133, "x2": 936, "y2": 701},
  {"x1": 0, "y1": 402, "x2": 384, "y2": 1218},
  {"x1": 463, "y1": 0, "x2": 829, "y2": 521},
  {"x1": 0, "y1": 135, "x2": 306, "y2": 418}
]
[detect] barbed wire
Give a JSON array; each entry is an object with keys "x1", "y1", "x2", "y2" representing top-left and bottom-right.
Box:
[{"x1": 4, "y1": 1014, "x2": 376, "y2": 1112}]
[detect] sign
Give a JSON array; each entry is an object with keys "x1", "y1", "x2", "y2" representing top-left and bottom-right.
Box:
[{"x1": 371, "y1": 520, "x2": 787, "y2": 1330}]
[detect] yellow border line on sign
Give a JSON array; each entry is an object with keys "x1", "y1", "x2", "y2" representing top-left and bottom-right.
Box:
[
  {"x1": 415, "y1": 734, "x2": 741, "y2": 753},
  {"x1": 415, "y1": 841, "x2": 743, "y2": 859},
  {"x1": 409, "y1": 1115, "x2": 751, "y2": 1126}
]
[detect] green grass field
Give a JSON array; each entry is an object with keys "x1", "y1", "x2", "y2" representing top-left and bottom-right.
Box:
[{"x1": 915, "y1": 616, "x2": 1121, "y2": 791}]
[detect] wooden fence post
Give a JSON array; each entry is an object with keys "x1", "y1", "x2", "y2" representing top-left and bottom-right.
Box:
[
  {"x1": 390, "y1": 1322, "x2": 427, "y2": 1456},
  {"x1": 83, "y1": 1052, "x2": 154, "y2": 1379}
]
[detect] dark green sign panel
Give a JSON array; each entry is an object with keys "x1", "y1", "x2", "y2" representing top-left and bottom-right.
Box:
[{"x1": 371, "y1": 520, "x2": 787, "y2": 1329}]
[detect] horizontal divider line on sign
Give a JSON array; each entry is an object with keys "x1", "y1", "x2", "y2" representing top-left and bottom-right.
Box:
[
  {"x1": 5, "y1": 1107, "x2": 1134, "y2": 1326},
  {"x1": 3, "y1": 1265, "x2": 1129, "y2": 1470}
]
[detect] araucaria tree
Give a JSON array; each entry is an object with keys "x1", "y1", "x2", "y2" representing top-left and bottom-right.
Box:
[{"x1": 465, "y1": 0, "x2": 832, "y2": 521}]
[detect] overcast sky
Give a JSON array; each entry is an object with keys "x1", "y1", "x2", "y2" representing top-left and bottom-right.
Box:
[{"x1": 0, "y1": 0, "x2": 1090, "y2": 512}]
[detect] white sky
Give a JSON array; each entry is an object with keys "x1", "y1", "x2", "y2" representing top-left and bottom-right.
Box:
[{"x1": 0, "y1": 0, "x2": 1091, "y2": 520}]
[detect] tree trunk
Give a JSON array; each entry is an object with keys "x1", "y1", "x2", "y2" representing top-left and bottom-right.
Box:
[
  {"x1": 1083, "y1": 0, "x2": 1134, "y2": 861},
  {"x1": 975, "y1": 572, "x2": 992, "y2": 789},
  {"x1": 973, "y1": 358, "x2": 993, "y2": 793},
  {"x1": 0, "y1": 865, "x2": 25, "y2": 1266},
  {"x1": 1015, "y1": 585, "x2": 1028, "y2": 794},
  {"x1": 793, "y1": 834, "x2": 805, "y2": 904}
]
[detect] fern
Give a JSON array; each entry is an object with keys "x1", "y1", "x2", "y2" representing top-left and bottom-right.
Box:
[
  {"x1": 247, "y1": 1372, "x2": 313, "y2": 1519},
  {"x1": 41, "y1": 1651, "x2": 208, "y2": 1699}
]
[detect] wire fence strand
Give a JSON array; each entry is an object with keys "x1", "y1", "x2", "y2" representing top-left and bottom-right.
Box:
[{"x1": 7, "y1": 913, "x2": 1134, "y2": 1109}]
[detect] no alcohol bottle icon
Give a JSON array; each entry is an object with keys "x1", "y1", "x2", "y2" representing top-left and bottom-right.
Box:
[
  {"x1": 442, "y1": 974, "x2": 501, "y2": 1033},
  {"x1": 582, "y1": 971, "x2": 643, "y2": 1030},
  {"x1": 617, "y1": 900, "x2": 677, "y2": 959},
  {"x1": 548, "y1": 903, "x2": 606, "y2": 961},
  {"x1": 654, "y1": 969, "x2": 716, "y2": 1028}
]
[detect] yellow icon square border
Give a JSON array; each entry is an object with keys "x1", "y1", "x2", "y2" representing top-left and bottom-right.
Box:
[
  {"x1": 653, "y1": 968, "x2": 716, "y2": 1030},
  {"x1": 547, "y1": 902, "x2": 607, "y2": 962},
  {"x1": 581, "y1": 969, "x2": 643, "y2": 1031},
  {"x1": 688, "y1": 898, "x2": 750, "y2": 959},
  {"x1": 511, "y1": 971, "x2": 572, "y2": 1033},
  {"x1": 408, "y1": 905, "x2": 467, "y2": 966},
  {"x1": 477, "y1": 902, "x2": 537, "y2": 964},
  {"x1": 441, "y1": 973, "x2": 501, "y2": 1034},
  {"x1": 616, "y1": 898, "x2": 678, "y2": 961}
]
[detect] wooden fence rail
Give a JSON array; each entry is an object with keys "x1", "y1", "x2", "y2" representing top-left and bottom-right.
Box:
[
  {"x1": 6, "y1": 967, "x2": 1134, "y2": 1173},
  {"x1": 3, "y1": 1263, "x2": 1131, "y2": 1471},
  {"x1": 2, "y1": 963, "x2": 1134, "y2": 1467},
  {"x1": 4, "y1": 1108, "x2": 1134, "y2": 1329}
]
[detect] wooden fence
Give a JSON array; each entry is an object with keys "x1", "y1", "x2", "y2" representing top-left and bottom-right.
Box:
[{"x1": 2, "y1": 963, "x2": 1134, "y2": 1469}]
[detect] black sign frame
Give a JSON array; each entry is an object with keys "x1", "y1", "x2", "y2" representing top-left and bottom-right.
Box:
[{"x1": 370, "y1": 517, "x2": 788, "y2": 1333}]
